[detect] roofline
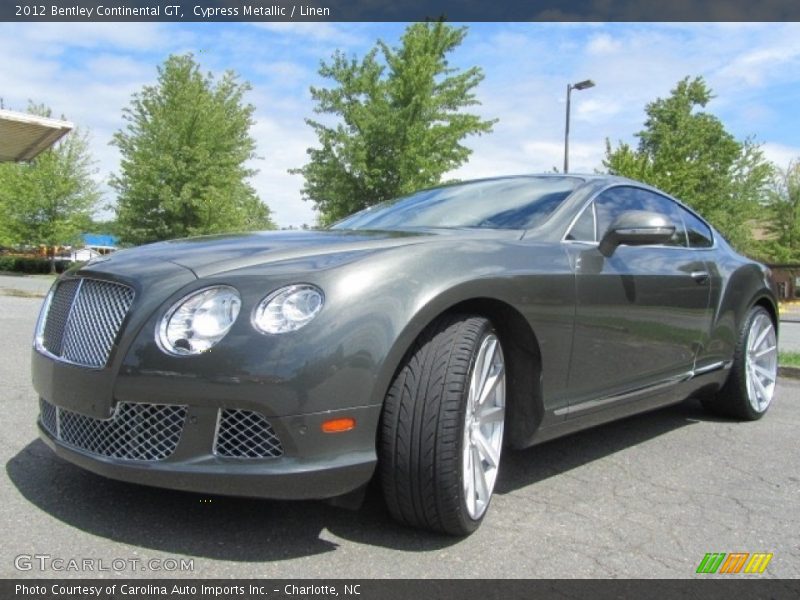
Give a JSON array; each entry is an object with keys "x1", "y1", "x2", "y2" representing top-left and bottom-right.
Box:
[
  {"x1": 0, "y1": 108, "x2": 74, "y2": 162},
  {"x1": 0, "y1": 108, "x2": 74, "y2": 130}
]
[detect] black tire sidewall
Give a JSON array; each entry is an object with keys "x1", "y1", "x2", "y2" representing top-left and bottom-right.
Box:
[{"x1": 378, "y1": 314, "x2": 506, "y2": 535}]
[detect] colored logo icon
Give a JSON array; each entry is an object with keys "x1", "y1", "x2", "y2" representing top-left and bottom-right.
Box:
[{"x1": 696, "y1": 553, "x2": 773, "y2": 574}]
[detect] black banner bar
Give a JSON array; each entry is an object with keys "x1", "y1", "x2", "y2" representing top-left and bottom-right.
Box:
[
  {"x1": 3, "y1": 579, "x2": 800, "y2": 600},
  {"x1": 3, "y1": 0, "x2": 800, "y2": 22}
]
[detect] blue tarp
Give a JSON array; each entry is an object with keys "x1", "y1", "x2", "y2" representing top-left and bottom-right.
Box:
[{"x1": 82, "y1": 233, "x2": 118, "y2": 248}]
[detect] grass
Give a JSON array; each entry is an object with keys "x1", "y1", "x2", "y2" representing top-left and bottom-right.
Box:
[
  {"x1": 779, "y1": 351, "x2": 800, "y2": 367},
  {"x1": 0, "y1": 288, "x2": 45, "y2": 298},
  {"x1": 0, "y1": 271, "x2": 58, "y2": 280}
]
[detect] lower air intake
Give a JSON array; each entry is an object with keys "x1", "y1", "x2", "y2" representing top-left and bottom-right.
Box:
[
  {"x1": 39, "y1": 399, "x2": 186, "y2": 461},
  {"x1": 214, "y1": 408, "x2": 284, "y2": 459}
]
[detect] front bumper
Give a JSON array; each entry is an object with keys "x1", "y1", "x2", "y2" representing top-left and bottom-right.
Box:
[
  {"x1": 32, "y1": 267, "x2": 387, "y2": 501},
  {"x1": 38, "y1": 400, "x2": 380, "y2": 500}
]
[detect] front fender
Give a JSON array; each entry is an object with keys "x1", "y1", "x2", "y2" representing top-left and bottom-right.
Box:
[{"x1": 362, "y1": 242, "x2": 576, "y2": 420}]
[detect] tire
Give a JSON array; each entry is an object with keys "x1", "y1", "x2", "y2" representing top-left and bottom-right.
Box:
[
  {"x1": 379, "y1": 314, "x2": 506, "y2": 535},
  {"x1": 702, "y1": 305, "x2": 778, "y2": 420}
]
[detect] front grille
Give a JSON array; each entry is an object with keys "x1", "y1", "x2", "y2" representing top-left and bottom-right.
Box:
[
  {"x1": 214, "y1": 409, "x2": 283, "y2": 459},
  {"x1": 39, "y1": 399, "x2": 186, "y2": 461},
  {"x1": 40, "y1": 278, "x2": 134, "y2": 368},
  {"x1": 39, "y1": 397, "x2": 57, "y2": 436}
]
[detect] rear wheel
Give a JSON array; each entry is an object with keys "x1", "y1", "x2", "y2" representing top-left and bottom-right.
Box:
[
  {"x1": 379, "y1": 314, "x2": 506, "y2": 535},
  {"x1": 702, "y1": 306, "x2": 777, "y2": 420}
]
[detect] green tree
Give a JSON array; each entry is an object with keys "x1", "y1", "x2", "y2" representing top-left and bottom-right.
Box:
[
  {"x1": 293, "y1": 22, "x2": 497, "y2": 225},
  {"x1": 762, "y1": 161, "x2": 800, "y2": 262},
  {"x1": 604, "y1": 77, "x2": 773, "y2": 253},
  {"x1": 0, "y1": 103, "x2": 99, "y2": 271},
  {"x1": 111, "y1": 54, "x2": 274, "y2": 245}
]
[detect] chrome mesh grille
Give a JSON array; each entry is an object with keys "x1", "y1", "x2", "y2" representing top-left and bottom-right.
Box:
[
  {"x1": 42, "y1": 279, "x2": 80, "y2": 352},
  {"x1": 40, "y1": 279, "x2": 134, "y2": 368},
  {"x1": 39, "y1": 399, "x2": 186, "y2": 461},
  {"x1": 39, "y1": 398, "x2": 57, "y2": 437},
  {"x1": 215, "y1": 409, "x2": 283, "y2": 459}
]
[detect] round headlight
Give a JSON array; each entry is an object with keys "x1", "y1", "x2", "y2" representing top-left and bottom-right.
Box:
[
  {"x1": 157, "y1": 286, "x2": 241, "y2": 356},
  {"x1": 252, "y1": 284, "x2": 324, "y2": 334}
]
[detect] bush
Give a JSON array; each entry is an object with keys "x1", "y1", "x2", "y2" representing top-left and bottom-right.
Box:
[{"x1": 0, "y1": 256, "x2": 77, "y2": 274}]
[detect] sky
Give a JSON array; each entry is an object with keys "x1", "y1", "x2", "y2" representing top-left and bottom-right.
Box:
[{"x1": 1, "y1": 21, "x2": 799, "y2": 228}]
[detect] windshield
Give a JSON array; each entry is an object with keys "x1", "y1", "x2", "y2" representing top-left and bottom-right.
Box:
[{"x1": 331, "y1": 176, "x2": 581, "y2": 231}]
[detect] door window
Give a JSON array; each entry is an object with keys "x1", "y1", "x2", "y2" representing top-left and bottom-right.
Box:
[
  {"x1": 595, "y1": 186, "x2": 687, "y2": 247},
  {"x1": 678, "y1": 206, "x2": 714, "y2": 248}
]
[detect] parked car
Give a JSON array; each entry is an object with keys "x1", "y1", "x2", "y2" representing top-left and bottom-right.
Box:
[{"x1": 31, "y1": 174, "x2": 778, "y2": 535}]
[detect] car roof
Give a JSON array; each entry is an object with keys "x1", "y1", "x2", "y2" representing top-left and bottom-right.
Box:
[
  {"x1": 378, "y1": 173, "x2": 664, "y2": 199},
  {"x1": 429, "y1": 173, "x2": 634, "y2": 187}
]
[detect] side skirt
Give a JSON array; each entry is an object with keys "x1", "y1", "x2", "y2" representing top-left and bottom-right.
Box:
[{"x1": 514, "y1": 362, "x2": 730, "y2": 449}]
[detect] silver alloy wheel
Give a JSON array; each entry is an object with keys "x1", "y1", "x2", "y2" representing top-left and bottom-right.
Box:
[
  {"x1": 462, "y1": 332, "x2": 506, "y2": 520},
  {"x1": 745, "y1": 312, "x2": 778, "y2": 413}
]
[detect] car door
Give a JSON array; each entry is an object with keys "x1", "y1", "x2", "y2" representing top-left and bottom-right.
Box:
[{"x1": 562, "y1": 186, "x2": 714, "y2": 413}]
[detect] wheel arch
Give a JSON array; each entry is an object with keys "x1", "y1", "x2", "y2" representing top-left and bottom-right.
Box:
[
  {"x1": 710, "y1": 260, "x2": 779, "y2": 366},
  {"x1": 753, "y1": 294, "x2": 778, "y2": 333},
  {"x1": 374, "y1": 295, "x2": 545, "y2": 450},
  {"x1": 446, "y1": 298, "x2": 545, "y2": 449}
]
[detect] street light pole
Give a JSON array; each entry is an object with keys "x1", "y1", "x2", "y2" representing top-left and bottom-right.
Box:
[
  {"x1": 563, "y1": 79, "x2": 595, "y2": 174},
  {"x1": 564, "y1": 84, "x2": 572, "y2": 174}
]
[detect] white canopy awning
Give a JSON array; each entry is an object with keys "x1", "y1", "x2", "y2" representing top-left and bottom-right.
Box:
[{"x1": 0, "y1": 108, "x2": 73, "y2": 162}]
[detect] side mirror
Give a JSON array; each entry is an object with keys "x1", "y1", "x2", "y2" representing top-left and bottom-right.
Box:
[{"x1": 599, "y1": 210, "x2": 676, "y2": 256}]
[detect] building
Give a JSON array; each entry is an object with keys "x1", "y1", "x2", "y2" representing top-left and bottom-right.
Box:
[
  {"x1": 0, "y1": 108, "x2": 73, "y2": 162},
  {"x1": 69, "y1": 234, "x2": 119, "y2": 262},
  {"x1": 766, "y1": 264, "x2": 800, "y2": 300}
]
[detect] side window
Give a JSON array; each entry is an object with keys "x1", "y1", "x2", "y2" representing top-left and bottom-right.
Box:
[
  {"x1": 566, "y1": 203, "x2": 596, "y2": 241},
  {"x1": 630, "y1": 189, "x2": 688, "y2": 247},
  {"x1": 595, "y1": 186, "x2": 687, "y2": 247},
  {"x1": 679, "y1": 207, "x2": 714, "y2": 248},
  {"x1": 595, "y1": 187, "x2": 647, "y2": 237}
]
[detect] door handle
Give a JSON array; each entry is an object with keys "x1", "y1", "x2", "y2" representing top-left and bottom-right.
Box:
[{"x1": 691, "y1": 271, "x2": 709, "y2": 284}]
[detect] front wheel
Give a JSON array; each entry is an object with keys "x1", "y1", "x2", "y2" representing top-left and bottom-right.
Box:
[
  {"x1": 379, "y1": 314, "x2": 506, "y2": 535},
  {"x1": 703, "y1": 305, "x2": 778, "y2": 420}
]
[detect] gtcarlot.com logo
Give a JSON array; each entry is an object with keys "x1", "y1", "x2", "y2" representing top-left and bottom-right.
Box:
[
  {"x1": 696, "y1": 552, "x2": 773, "y2": 574},
  {"x1": 14, "y1": 554, "x2": 194, "y2": 573}
]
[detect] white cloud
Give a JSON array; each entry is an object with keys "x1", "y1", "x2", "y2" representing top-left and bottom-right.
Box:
[
  {"x1": 587, "y1": 33, "x2": 622, "y2": 55},
  {"x1": 717, "y1": 36, "x2": 800, "y2": 88},
  {"x1": 253, "y1": 60, "x2": 313, "y2": 87},
  {"x1": 248, "y1": 115, "x2": 318, "y2": 227},
  {"x1": 252, "y1": 22, "x2": 364, "y2": 47},
  {"x1": 762, "y1": 143, "x2": 800, "y2": 170},
  {"x1": 19, "y1": 22, "x2": 176, "y2": 51},
  {"x1": 573, "y1": 97, "x2": 622, "y2": 123}
]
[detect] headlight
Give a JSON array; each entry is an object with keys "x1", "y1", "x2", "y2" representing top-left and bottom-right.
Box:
[
  {"x1": 252, "y1": 284, "x2": 324, "y2": 334},
  {"x1": 33, "y1": 285, "x2": 56, "y2": 350},
  {"x1": 157, "y1": 286, "x2": 241, "y2": 356}
]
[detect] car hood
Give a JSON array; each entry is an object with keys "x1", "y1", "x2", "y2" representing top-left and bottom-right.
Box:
[{"x1": 91, "y1": 229, "x2": 520, "y2": 278}]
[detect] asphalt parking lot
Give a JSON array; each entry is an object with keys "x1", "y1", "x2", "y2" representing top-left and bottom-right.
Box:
[{"x1": 1, "y1": 276, "x2": 798, "y2": 579}]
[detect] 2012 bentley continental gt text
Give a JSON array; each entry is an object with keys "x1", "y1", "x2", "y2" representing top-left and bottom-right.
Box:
[{"x1": 32, "y1": 175, "x2": 779, "y2": 535}]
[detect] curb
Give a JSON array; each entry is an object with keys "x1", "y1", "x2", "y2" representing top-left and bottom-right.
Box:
[{"x1": 778, "y1": 365, "x2": 800, "y2": 379}]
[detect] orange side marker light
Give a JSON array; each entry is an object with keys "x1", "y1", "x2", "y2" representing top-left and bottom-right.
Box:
[{"x1": 321, "y1": 417, "x2": 356, "y2": 433}]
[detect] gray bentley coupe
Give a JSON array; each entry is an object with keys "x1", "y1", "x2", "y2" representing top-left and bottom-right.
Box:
[{"x1": 32, "y1": 174, "x2": 778, "y2": 535}]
